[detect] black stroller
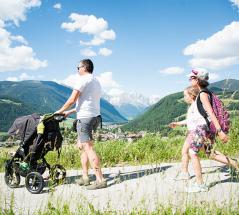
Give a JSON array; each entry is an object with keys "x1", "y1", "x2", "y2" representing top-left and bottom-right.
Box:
[{"x1": 4, "y1": 113, "x2": 66, "y2": 194}]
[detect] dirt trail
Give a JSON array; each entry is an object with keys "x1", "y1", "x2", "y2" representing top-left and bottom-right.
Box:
[{"x1": 0, "y1": 160, "x2": 238, "y2": 214}]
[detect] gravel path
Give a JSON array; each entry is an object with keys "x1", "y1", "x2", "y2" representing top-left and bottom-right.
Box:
[{"x1": 0, "y1": 160, "x2": 238, "y2": 214}]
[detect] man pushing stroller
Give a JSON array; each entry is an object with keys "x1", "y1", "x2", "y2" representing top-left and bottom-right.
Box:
[{"x1": 56, "y1": 59, "x2": 107, "y2": 190}]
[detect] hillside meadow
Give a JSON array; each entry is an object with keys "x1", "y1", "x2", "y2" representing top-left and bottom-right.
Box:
[{"x1": 1, "y1": 116, "x2": 239, "y2": 172}]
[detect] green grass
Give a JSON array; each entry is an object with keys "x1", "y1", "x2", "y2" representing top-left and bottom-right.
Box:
[
  {"x1": 50, "y1": 117, "x2": 239, "y2": 169},
  {"x1": 1, "y1": 118, "x2": 239, "y2": 172},
  {"x1": 0, "y1": 132, "x2": 9, "y2": 141},
  {"x1": 1, "y1": 196, "x2": 238, "y2": 215},
  {"x1": 35, "y1": 203, "x2": 239, "y2": 215},
  {"x1": 60, "y1": 118, "x2": 75, "y2": 129},
  {"x1": 41, "y1": 134, "x2": 185, "y2": 170}
]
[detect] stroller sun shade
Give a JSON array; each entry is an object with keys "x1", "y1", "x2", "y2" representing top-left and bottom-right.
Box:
[
  {"x1": 8, "y1": 113, "x2": 40, "y2": 143},
  {"x1": 8, "y1": 113, "x2": 64, "y2": 162}
]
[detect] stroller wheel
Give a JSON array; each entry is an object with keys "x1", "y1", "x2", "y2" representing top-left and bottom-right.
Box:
[
  {"x1": 4, "y1": 171, "x2": 20, "y2": 188},
  {"x1": 25, "y1": 172, "x2": 44, "y2": 194},
  {"x1": 50, "y1": 164, "x2": 66, "y2": 185}
]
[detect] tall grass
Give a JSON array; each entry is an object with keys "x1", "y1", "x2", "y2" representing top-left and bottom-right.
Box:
[
  {"x1": 1, "y1": 117, "x2": 239, "y2": 172},
  {"x1": 36, "y1": 203, "x2": 239, "y2": 215},
  {"x1": 1, "y1": 197, "x2": 238, "y2": 215},
  {"x1": 46, "y1": 116, "x2": 239, "y2": 169}
]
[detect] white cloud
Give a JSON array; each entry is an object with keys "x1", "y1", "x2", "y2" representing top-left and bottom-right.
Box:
[
  {"x1": 6, "y1": 72, "x2": 37, "y2": 81},
  {"x1": 0, "y1": 19, "x2": 5, "y2": 27},
  {"x1": 149, "y1": 95, "x2": 161, "y2": 105},
  {"x1": 10, "y1": 35, "x2": 28, "y2": 45},
  {"x1": 188, "y1": 57, "x2": 239, "y2": 70},
  {"x1": 159, "y1": 66, "x2": 184, "y2": 75},
  {"x1": 209, "y1": 73, "x2": 220, "y2": 81},
  {"x1": 0, "y1": 0, "x2": 46, "y2": 72},
  {"x1": 80, "y1": 48, "x2": 97, "y2": 57},
  {"x1": 58, "y1": 71, "x2": 121, "y2": 92},
  {"x1": 6, "y1": 76, "x2": 18, "y2": 82},
  {"x1": 99, "y1": 29, "x2": 116, "y2": 40},
  {"x1": 62, "y1": 13, "x2": 107, "y2": 34},
  {"x1": 96, "y1": 72, "x2": 159, "y2": 107},
  {"x1": 184, "y1": 21, "x2": 239, "y2": 70},
  {"x1": 80, "y1": 36, "x2": 105, "y2": 46},
  {"x1": 99, "y1": 48, "x2": 112, "y2": 56},
  {"x1": 61, "y1": 13, "x2": 116, "y2": 46},
  {"x1": 57, "y1": 72, "x2": 159, "y2": 107},
  {"x1": 53, "y1": 3, "x2": 62, "y2": 10},
  {"x1": 0, "y1": 27, "x2": 47, "y2": 72},
  {"x1": 57, "y1": 71, "x2": 120, "y2": 90},
  {"x1": 96, "y1": 72, "x2": 120, "y2": 89},
  {"x1": 57, "y1": 74, "x2": 80, "y2": 88},
  {"x1": 0, "y1": 0, "x2": 41, "y2": 26},
  {"x1": 230, "y1": 0, "x2": 239, "y2": 9}
]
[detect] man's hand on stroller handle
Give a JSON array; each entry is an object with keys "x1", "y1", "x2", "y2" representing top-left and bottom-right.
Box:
[
  {"x1": 53, "y1": 113, "x2": 66, "y2": 121},
  {"x1": 55, "y1": 108, "x2": 76, "y2": 118}
]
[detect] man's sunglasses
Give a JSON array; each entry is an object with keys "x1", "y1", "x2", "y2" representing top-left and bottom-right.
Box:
[{"x1": 77, "y1": 65, "x2": 84, "y2": 70}]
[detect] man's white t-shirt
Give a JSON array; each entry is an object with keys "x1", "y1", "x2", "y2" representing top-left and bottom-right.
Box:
[
  {"x1": 74, "y1": 74, "x2": 101, "y2": 119},
  {"x1": 186, "y1": 100, "x2": 209, "y2": 130}
]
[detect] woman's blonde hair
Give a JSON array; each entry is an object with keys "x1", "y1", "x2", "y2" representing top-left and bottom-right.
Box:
[{"x1": 185, "y1": 86, "x2": 200, "y2": 100}]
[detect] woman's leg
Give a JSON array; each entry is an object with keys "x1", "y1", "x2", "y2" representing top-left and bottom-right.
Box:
[{"x1": 210, "y1": 150, "x2": 239, "y2": 171}]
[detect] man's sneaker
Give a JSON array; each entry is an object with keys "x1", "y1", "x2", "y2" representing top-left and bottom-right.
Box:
[
  {"x1": 186, "y1": 183, "x2": 209, "y2": 193},
  {"x1": 86, "y1": 179, "x2": 107, "y2": 190},
  {"x1": 174, "y1": 172, "x2": 190, "y2": 181},
  {"x1": 76, "y1": 176, "x2": 90, "y2": 186}
]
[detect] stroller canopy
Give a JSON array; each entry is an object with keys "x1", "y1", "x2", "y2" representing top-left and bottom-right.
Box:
[{"x1": 8, "y1": 113, "x2": 40, "y2": 142}]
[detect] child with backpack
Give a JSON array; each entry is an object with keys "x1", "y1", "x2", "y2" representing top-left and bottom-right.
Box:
[{"x1": 183, "y1": 68, "x2": 239, "y2": 193}]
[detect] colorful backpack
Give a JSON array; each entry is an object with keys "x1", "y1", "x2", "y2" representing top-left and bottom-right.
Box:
[{"x1": 197, "y1": 89, "x2": 230, "y2": 135}]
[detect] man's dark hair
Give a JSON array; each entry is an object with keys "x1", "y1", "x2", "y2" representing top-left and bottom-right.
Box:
[{"x1": 81, "y1": 59, "x2": 94, "y2": 74}]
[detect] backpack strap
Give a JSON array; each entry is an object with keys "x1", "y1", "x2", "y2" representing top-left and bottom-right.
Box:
[{"x1": 196, "y1": 88, "x2": 213, "y2": 127}]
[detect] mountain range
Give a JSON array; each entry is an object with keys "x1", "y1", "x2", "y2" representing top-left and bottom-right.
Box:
[
  {"x1": 0, "y1": 80, "x2": 127, "y2": 131},
  {"x1": 2, "y1": 79, "x2": 238, "y2": 133},
  {"x1": 122, "y1": 79, "x2": 239, "y2": 132},
  {"x1": 103, "y1": 92, "x2": 148, "y2": 119}
]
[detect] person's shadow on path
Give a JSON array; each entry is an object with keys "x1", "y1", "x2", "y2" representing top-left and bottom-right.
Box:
[
  {"x1": 61, "y1": 164, "x2": 172, "y2": 188},
  {"x1": 207, "y1": 165, "x2": 239, "y2": 189},
  {"x1": 187, "y1": 164, "x2": 239, "y2": 188}
]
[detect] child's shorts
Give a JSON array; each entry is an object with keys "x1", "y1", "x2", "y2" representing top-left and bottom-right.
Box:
[{"x1": 186, "y1": 124, "x2": 215, "y2": 154}]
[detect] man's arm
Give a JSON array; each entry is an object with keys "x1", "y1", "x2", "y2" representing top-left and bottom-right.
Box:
[
  {"x1": 64, "y1": 108, "x2": 77, "y2": 117},
  {"x1": 55, "y1": 89, "x2": 80, "y2": 114}
]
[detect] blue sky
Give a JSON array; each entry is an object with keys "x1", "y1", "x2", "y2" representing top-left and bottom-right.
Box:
[{"x1": 0, "y1": 0, "x2": 239, "y2": 103}]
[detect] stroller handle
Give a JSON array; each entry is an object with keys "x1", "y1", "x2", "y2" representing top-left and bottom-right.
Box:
[{"x1": 53, "y1": 113, "x2": 65, "y2": 122}]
